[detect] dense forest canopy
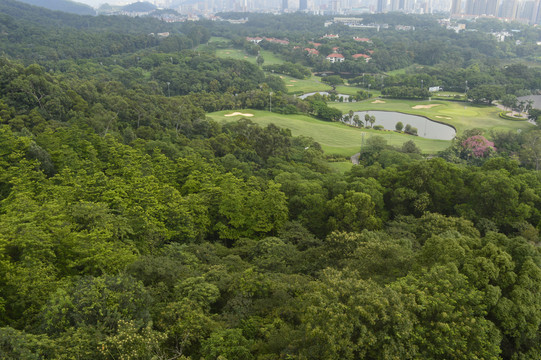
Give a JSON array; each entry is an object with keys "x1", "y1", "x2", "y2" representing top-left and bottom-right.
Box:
[{"x1": 1, "y1": 1, "x2": 541, "y2": 359}]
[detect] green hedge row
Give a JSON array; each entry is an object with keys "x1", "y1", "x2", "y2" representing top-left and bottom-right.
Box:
[{"x1": 498, "y1": 112, "x2": 527, "y2": 121}]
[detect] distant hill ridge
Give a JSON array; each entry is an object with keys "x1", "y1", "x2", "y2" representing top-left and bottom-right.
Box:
[
  {"x1": 122, "y1": 2, "x2": 157, "y2": 12},
  {"x1": 15, "y1": 0, "x2": 95, "y2": 15}
]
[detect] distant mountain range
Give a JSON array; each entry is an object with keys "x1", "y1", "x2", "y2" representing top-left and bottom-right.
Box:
[
  {"x1": 12, "y1": 1, "x2": 159, "y2": 16},
  {"x1": 122, "y1": 2, "x2": 157, "y2": 12},
  {"x1": 15, "y1": 0, "x2": 96, "y2": 15},
  {"x1": 98, "y1": 1, "x2": 157, "y2": 13}
]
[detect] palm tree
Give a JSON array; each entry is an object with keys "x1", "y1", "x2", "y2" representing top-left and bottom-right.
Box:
[{"x1": 368, "y1": 115, "x2": 376, "y2": 128}]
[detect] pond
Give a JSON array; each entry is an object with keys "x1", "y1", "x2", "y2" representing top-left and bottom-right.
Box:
[
  {"x1": 299, "y1": 92, "x2": 350, "y2": 101},
  {"x1": 347, "y1": 111, "x2": 456, "y2": 141}
]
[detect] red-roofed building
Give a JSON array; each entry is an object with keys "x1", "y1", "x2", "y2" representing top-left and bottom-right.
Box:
[
  {"x1": 352, "y1": 53, "x2": 371, "y2": 62},
  {"x1": 305, "y1": 48, "x2": 319, "y2": 55},
  {"x1": 353, "y1": 37, "x2": 372, "y2": 43},
  {"x1": 246, "y1": 37, "x2": 289, "y2": 45},
  {"x1": 247, "y1": 36, "x2": 263, "y2": 43},
  {"x1": 264, "y1": 37, "x2": 290, "y2": 45},
  {"x1": 309, "y1": 41, "x2": 322, "y2": 48},
  {"x1": 326, "y1": 53, "x2": 345, "y2": 63},
  {"x1": 332, "y1": 46, "x2": 340, "y2": 52}
]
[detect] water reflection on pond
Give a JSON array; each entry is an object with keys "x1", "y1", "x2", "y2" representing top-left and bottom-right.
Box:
[
  {"x1": 347, "y1": 111, "x2": 456, "y2": 141},
  {"x1": 299, "y1": 92, "x2": 350, "y2": 100}
]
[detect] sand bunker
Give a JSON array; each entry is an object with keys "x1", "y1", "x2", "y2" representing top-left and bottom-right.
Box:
[
  {"x1": 290, "y1": 80, "x2": 297, "y2": 83},
  {"x1": 436, "y1": 115, "x2": 452, "y2": 120},
  {"x1": 371, "y1": 100, "x2": 386, "y2": 104},
  {"x1": 412, "y1": 104, "x2": 440, "y2": 109},
  {"x1": 224, "y1": 112, "x2": 254, "y2": 117},
  {"x1": 286, "y1": 85, "x2": 294, "y2": 87}
]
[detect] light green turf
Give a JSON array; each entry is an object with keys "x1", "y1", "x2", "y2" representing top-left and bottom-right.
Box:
[
  {"x1": 334, "y1": 85, "x2": 363, "y2": 96},
  {"x1": 281, "y1": 74, "x2": 332, "y2": 94},
  {"x1": 207, "y1": 109, "x2": 451, "y2": 156},
  {"x1": 215, "y1": 48, "x2": 284, "y2": 66},
  {"x1": 327, "y1": 161, "x2": 354, "y2": 173},
  {"x1": 330, "y1": 99, "x2": 534, "y2": 137},
  {"x1": 207, "y1": 36, "x2": 229, "y2": 43}
]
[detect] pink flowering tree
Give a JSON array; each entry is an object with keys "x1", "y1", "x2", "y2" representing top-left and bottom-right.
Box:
[{"x1": 461, "y1": 135, "x2": 496, "y2": 158}]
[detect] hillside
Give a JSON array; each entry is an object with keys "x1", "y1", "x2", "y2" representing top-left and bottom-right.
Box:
[
  {"x1": 15, "y1": 0, "x2": 95, "y2": 15},
  {"x1": 122, "y1": 1, "x2": 157, "y2": 12}
]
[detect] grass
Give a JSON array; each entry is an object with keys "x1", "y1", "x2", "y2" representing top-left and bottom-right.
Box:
[
  {"x1": 330, "y1": 98, "x2": 534, "y2": 137},
  {"x1": 207, "y1": 109, "x2": 451, "y2": 156},
  {"x1": 207, "y1": 36, "x2": 229, "y2": 43},
  {"x1": 280, "y1": 74, "x2": 332, "y2": 94},
  {"x1": 215, "y1": 48, "x2": 284, "y2": 66}
]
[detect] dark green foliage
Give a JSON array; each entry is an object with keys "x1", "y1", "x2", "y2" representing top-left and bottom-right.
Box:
[
  {"x1": 382, "y1": 86, "x2": 430, "y2": 99},
  {"x1": 2, "y1": 8, "x2": 541, "y2": 360},
  {"x1": 263, "y1": 62, "x2": 311, "y2": 79}
]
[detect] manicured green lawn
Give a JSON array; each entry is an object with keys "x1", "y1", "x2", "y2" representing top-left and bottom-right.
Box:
[
  {"x1": 207, "y1": 36, "x2": 229, "y2": 43},
  {"x1": 208, "y1": 109, "x2": 451, "y2": 156},
  {"x1": 330, "y1": 99, "x2": 534, "y2": 137},
  {"x1": 215, "y1": 48, "x2": 284, "y2": 66},
  {"x1": 280, "y1": 74, "x2": 332, "y2": 94},
  {"x1": 334, "y1": 85, "x2": 362, "y2": 96}
]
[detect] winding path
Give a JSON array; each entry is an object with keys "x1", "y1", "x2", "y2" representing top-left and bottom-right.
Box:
[{"x1": 350, "y1": 153, "x2": 360, "y2": 165}]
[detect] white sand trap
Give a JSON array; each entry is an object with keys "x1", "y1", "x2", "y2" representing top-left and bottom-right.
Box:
[
  {"x1": 290, "y1": 80, "x2": 297, "y2": 82},
  {"x1": 279, "y1": 76, "x2": 284, "y2": 78},
  {"x1": 286, "y1": 85, "x2": 294, "y2": 87},
  {"x1": 412, "y1": 104, "x2": 440, "y2": 109},
  {"x1": 224, "y1": 112, "x2": 254, "y2": 117},
  {"x1": 371, "y1": 100, "x2": 386, "y2": 104},
  {"x1": 436, "y1": 115, "x2": 452, "y2": 120}
]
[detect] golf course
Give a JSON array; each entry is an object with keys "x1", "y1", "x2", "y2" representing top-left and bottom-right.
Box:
[
  {"x1": 208, "y1": 99, "x2": 533, "y2": 159},
  {"x1": 209, "y1": 109, "x2": 451, "y2": 156},
  {"x1": 209, "y1": 43, "x2": 534, "y2": 166}
]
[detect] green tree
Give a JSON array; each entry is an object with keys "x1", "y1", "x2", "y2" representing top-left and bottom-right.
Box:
[
  {"x1": 327, "y1": 190, "x2": 381, "y2": 232},
  {"x1": 256, "y1": 55, "x2": 264, "y2": 67},
  {"x1": 393, "y1": 264, "x2": 502, "y2": 359},
  {"x1": 501, "y1": 94, "x2": 517, "y2": 111},
  {"x1": 201, "y1": 329, "x2": 254, "y2": 360},
  {"x1": 298, "y1": 268, "x2": 416, "y2": 360},
  {"x1": 520, "y1": 130, "x2": 541, "y2": 170},
  {"x1": 321, "y1": 75, "x2": 343, "y2": 89},
  {"x1": 467, "y1": 85, "x2": 505, "y2": 105}
]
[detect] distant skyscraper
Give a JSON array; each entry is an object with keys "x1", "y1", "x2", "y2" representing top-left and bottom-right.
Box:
[
  {"x1": 485, "y1": 0, "x2": 499, "y2": 15},
  {"x1": 451, "y1": 0, "x2": 461, "y2": 14},
  {"x1": 282, "y1": 0, "x2": 287, "y2": 11},
  {"x1": 473, "y1": 0, "x2": 486, "y2": 14},
  {"x1": 533, "y1": 0, "x2": 541, "y2": 23},
  {"x1": 465, "y1": 0, "x2": 472, "y2": 13},
  {"x1": 299, "y1": 0, "x2": 307, "y2": 10},
  {"x1": 500, "y1": 0, "x2": 518, "y2": 18},
  {"x1": 377, "y1": 0, "x2": 386, "y2": 12}
]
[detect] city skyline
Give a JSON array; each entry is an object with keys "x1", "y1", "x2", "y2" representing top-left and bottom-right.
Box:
[{"x1": 63, "y1": 0, "x2": 541, "y2": 23}]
